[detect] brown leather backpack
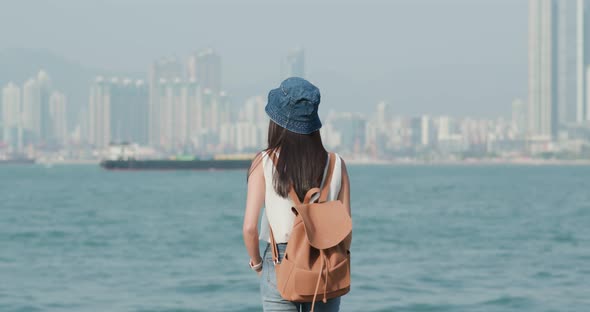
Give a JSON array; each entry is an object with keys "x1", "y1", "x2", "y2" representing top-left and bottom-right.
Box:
[{"x1": 269, "y1": 153, "x2": 352, "y2": 311}]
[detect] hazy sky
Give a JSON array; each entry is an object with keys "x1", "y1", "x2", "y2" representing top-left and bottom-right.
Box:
[{"x1": 0, "y1": 0, "x2": 528, "y2": 117}]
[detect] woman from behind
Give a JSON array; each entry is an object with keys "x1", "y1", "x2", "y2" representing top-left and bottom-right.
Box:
[{"x1": 243, "y1": 77, "x2": 351, "y2": 312}]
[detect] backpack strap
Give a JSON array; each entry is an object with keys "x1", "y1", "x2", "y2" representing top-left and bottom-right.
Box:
[
  {"x1": 268, "y1": 225, "x2": 279, "y2": 264},
  {"x1": 297, "y1": 187, "x2": 321, "y2": 205},
  {"x1": 318, "y1": 153, "x2": 336, "y2": 203}
]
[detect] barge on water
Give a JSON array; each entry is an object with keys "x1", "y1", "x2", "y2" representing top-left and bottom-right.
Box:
[
  {"x1": 99, "y1": 143, "x2": 254, "y2": 170},
  {"x1": 100, "y1": 157, "x2": 252, "y2": 170},
  {"x1": 0, "y1": 153, "x2": 36, "y2": 165},
  {"x1": 0, "y1": 158, "x2": 36, "y2": 165}
]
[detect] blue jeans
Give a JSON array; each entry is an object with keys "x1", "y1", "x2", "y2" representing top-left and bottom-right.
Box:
[{"x1": 260, "y1": 243, "x2": 341, "y2": 312}]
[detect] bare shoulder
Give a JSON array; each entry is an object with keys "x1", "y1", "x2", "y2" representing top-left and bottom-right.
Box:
[
  {"x1": 335, "y1": 153, "x2": 351, "y2": 207},
  {"x1": 248, "y1": 151, "x2": 266, "y2": 178},
  {"x1": 334, "y1": 153, "x2": 348, "y2": 173},
  {"x1": 252, "y1": 150, "x2": 265, "y2": 165}
]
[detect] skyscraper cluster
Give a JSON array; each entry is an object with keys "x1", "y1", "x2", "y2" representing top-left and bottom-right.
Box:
[
  {"x1": 219, "y1": 95, "x2": 268, "y2": 152},
  {"x1": 0, "y1": 70, "x2": 67, "y2": 154},
  {"x1": 86, "y1": 48, "x2": 307, "y2": 154},
  {"x1": 318, "y1": 102, "x2": 535, "y2": 160},
  {"x1": 187, "y1": 49, "x2": 222, "y2": 92},
  {"x1": 88, "y1": 77, "x2": 148, "y2": 148},
  {"x1": 88, "y1": 49, "x2": 226, "y2": 152},
  {"x1": 0, "y1": 48, "x2": 309, "y2": 159}
]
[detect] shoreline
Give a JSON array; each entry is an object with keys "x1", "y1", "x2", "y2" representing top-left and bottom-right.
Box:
[
  {"x1": 24, "y1": 158, "x2": 590, "y2": 166},
  {"x1": 344, "y1": 158, "x2": 590, "y2": 166}
]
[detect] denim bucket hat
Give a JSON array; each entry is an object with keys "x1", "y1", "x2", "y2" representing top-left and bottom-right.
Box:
[{"x1": 265, "y1": 77, "x2": 322, "y2": 134}]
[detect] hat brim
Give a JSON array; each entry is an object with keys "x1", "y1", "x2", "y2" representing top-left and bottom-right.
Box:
[{"x1": 265, "y1": 99, "x2": 322, "y2": 135}]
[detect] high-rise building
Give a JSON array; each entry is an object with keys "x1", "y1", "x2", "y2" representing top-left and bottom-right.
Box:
[
  {"x1": 148, "y1": 58, "x2": 183, "y2": 146},
  {"x1": 409, "y1": 116, "x2": 434, "y2": 147},
  {"x1": 88, "y1": 77, "x2": 110, "y2": 148},
  {"x1": 375, "y1": 101, "x2": 392, "y2": 132},
  {"x1": 529, "y1": 0, "x2": 590, "y2": 140},
  {"x1": 157, "y1": 78, "x2": 203, "y2": 150},
  {"x1": 557, "y1": 0, "x2": 578, "y2": 124},
  {"x1": 1, "y1": 82, "x2": 22, "y2": 151},
  {"x1": 437, "y1": 116, "x2": 451, "y2": 142},
  {"x1": 37, "y1": 70, "x2": 53, "y2": 143},
  {"x1": 436, "y1": 116, "x2": 464, "y2": 153},
  {"x1": 512, "y1": 98, "x2": 527, "y2": 137},
  {"x1": 109, "y1": 78, "x2": 149, "y2": 145},
  {"x1": 242, "y1": 96, "x2": 267, "y2": 126},
  {"x1": 241, "y1": 95, "x2": 267, "y2": 148},
  {"x1": 201, "y1": 88, "x2": 217, "y2": 132},
  {"x1": 575, "y1": 0, "x2": 590, "y2": 122},
  {"x1": 330, "y1": 113, "x2": 367, "y2": 154},
  {"x1": 22, "y1": 78, "x2": 41, "y2": 141},
  {"x1": 461, "y1": 118, "x2": 488, "y2": 150},
  {"x1": 218, "y1": 92, "x2": 233, "y2": 127},
  {"x1": 187, "y1": 79, "x2": 203, "y2": 144},
  {"x1": 131, "y1": 80, "x2": 149, "y2": 145},
  {"x1": 528, "y1": 0, "x2": 558, "y2": 140},
  {"x1": 283, "y1": 48, "x2": 305, "y2": 79},
  {"x1": 320, "y1": 121, "x2": 342, "y2": 150},
  {"x1": 421, "y1": 115, "x2": 433, "y2": 147},
  {"x1": 187, "y1": 49, "x2": 222, "y2": 93},
  {"x1": 158, "y1": 78, "x2": 186, "y2": 149},
  {"x1": 77, "y1": 107, "x2": 88, "y2": 145},
  {"x1": 219, "y1": 120, "x2": 259, "y2": 152},
  {"x1": 49, "y1": 91, "x2": 68, "y2": 146},
  {"x1": 88, "y1": 77, "x2": 149, "y2": 148},
  {"x1": 554, "y1": 0, "x2": 590, "y2": 124}
]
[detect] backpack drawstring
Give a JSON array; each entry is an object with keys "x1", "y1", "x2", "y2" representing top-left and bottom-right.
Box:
[
  {"x1": 323, "y1": 252, "x2": 329, "y2": 303},
  {"x1": 310, "y1": 254, "x2": 324, "y2": 312},
  {"x1": 310, "y1": 251, "x2": 331, "y2": 312}
]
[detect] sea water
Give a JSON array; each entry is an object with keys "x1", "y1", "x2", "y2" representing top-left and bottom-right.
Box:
[{"x1": 1, "y1": 164, "x2": 589, "y2": 312}]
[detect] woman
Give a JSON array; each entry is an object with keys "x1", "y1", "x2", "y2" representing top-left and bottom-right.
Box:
[{"x1": 243, "y1": 77, "x2": 351, "y2": 312}]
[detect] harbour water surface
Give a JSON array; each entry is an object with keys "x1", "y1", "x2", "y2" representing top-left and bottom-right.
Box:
[{"x1": 1, "y1": 164, "x2": 589, "y2": 311}]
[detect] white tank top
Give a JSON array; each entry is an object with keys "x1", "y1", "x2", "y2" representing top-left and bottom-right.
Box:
[{"x1": 259, "y1": 151, "x2": 342, "y2": 243}]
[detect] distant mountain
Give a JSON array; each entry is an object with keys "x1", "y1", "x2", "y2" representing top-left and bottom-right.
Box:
[{"x1": 0, "y1": 48, "x2": 143, "y2": 129}]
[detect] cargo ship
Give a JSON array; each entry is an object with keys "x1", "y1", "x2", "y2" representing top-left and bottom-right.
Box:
[
  {"x1": 0, "y1": 154, "x2": 36, "y2": 165},
  {"x1": 99, "y1": 144, "x2": 253, "y2": 170},
  {"x1": 100, "y1": 157, "x2": 252, "y2": 170},
  {"x1": 0, "y1": 158, "x2": 36, "y2": 165}
]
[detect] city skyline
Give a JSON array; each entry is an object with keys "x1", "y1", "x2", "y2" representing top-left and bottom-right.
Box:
[
  {"x1": 5, "y1": 1, "x2": 590, "y2": 161},
  {"x1": 1, "y1": 39, "x2": 589, "y2": 161},
  {"x1": 0, "y1": 58, "x2": 550, "y2": 161},
  {"x1": 0, "y1": 0, "x2": 528, "y2": 118}
]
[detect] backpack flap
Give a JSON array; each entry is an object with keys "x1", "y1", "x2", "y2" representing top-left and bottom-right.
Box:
[{"x1": 292, "y1": 200, "x2": 352, "y2": 250}]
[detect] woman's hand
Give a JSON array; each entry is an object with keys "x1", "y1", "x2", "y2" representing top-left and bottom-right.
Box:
[
  {"x1": 256, "y1": 259, "x2": 263, "y2": 277},
  {"x1": 250, "y1": 256, "x2": 263, "y2": 276}
]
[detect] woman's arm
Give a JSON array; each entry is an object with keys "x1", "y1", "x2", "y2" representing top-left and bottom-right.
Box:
[
  {"x1": 338, "y1": 158, "x2": 351, "y2": 216},
  {"x1": 243, "y1": 153, "x2": 265, "y2": 271}
]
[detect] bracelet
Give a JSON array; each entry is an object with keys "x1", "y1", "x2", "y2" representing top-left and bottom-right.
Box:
[{"x1": 249, "y1": 259, "x2": 263, "y2": 272}]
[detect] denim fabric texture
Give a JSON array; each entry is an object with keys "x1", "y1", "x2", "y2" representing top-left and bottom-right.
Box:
[
  {"x1": 265, "y1": 77, "x2": 322, "y2": 135},
  {"x1": 260, "y1": 243, "x2": 341, "y2": 312}
]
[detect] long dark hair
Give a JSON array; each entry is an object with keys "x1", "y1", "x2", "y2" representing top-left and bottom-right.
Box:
[{"x1": 248, "y1": 120, "x2": 328, "y2": 202}]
